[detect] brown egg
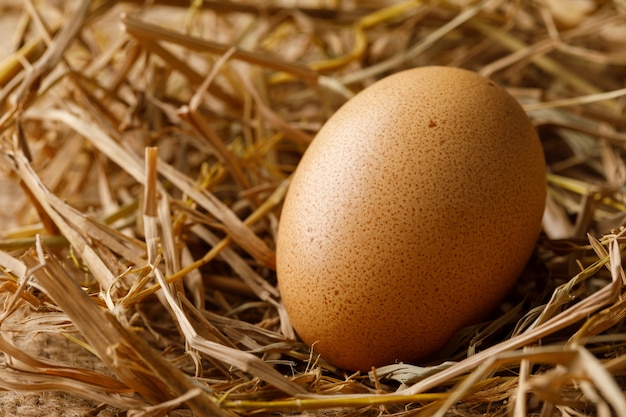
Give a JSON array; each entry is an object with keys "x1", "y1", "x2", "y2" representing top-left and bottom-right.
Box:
[{"x1": 276, "y1": 66, "x2": 546, "y2": 371}]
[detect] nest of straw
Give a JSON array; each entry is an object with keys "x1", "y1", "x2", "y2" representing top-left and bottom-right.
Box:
[{"x1": 1, "y1": 0, "x2": 626, "y2": 416}]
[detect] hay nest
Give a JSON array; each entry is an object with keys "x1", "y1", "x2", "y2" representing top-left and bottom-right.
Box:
[{"x1": 1, "y1": 0, "x2": 626, "y2": 416}]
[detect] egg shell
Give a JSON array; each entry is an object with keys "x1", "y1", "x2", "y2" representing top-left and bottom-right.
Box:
[{"x1": 276, "y1": 66, "x2": 546, "y2": 371}]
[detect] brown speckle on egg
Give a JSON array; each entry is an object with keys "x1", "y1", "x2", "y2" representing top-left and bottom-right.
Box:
[{"x1": 276, "y1": 66, "x2": 546, "y2": 371}]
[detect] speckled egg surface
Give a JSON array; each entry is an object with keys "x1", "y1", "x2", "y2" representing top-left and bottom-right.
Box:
[{"x1": 276, "y1": 66, "x2": 546, "y2": 371}]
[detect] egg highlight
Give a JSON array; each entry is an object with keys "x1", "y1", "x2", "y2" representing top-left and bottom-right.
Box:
[{"x1": 276, "y1": 66, "x2": 546, "y2": 371}]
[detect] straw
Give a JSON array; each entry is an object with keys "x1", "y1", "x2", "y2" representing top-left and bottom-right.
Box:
[{"x1": 1, "y1": 1, "x2": 626, "y2": 416}]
